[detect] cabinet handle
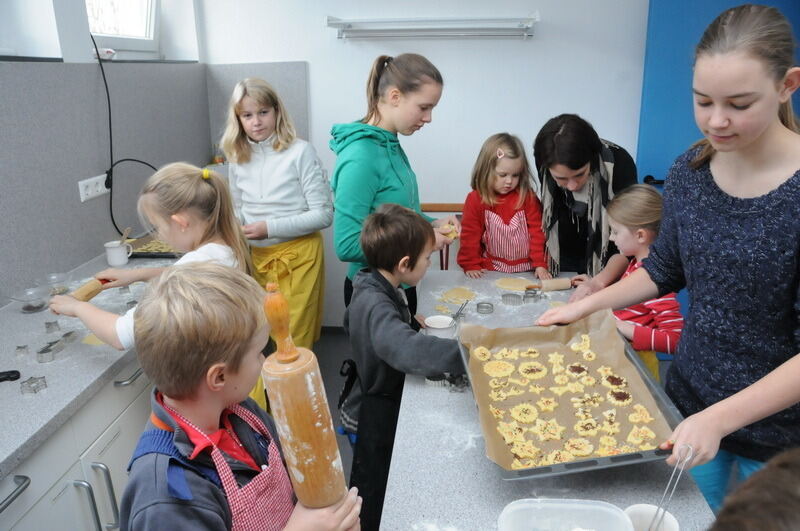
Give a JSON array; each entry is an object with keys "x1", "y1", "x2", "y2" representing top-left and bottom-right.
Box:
[
  {"x1": 92, "y1": 462, "x2": 120, "y2": 529},
  {"x1": 73, "y1": 480, "x2": 103, "y2": 531},
  {"x1": 114, "y1": 367, "x2": 143, "y2": 387},
  {"x1": 0, "y1": 475, "x2": 30, "y2": 514}
]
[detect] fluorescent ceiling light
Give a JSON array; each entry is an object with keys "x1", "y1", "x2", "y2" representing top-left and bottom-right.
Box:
[{"x1": 326, "y1": 14, "x2": 539, "y2": 40}]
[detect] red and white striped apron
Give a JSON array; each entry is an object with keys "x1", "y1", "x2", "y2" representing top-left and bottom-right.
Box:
[
  {"x1": 164, "y1": 403, "x2": 295, "y2": 531},
  {"x1": 482, "y1": 210, "x2": 532, "y2": 272}
]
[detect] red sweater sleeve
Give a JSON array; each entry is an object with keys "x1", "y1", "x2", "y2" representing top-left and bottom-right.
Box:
[
  {"x1": 524, "y1": 192, "x2": 548, "y2": 269},
  {"x1": 457, "y1": 191, "x2": 486, "y2": 272},
  {"x1": 630, "y1": 295, "x2": 684, "y2": 354}
]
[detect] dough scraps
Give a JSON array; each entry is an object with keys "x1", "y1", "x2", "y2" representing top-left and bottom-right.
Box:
[{"x1": 434, "y1": 304, "x2": 452, "y2": 314}]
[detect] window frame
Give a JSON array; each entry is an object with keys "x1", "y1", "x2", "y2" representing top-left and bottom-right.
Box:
[{"x1": 87, "y1": 0, "x2": 160, "y2": 56}]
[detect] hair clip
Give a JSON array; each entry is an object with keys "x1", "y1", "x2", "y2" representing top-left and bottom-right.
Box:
[
  {"x1": 201, "y1": 168, "x2": 210, "y2": 180},
  {"x1": 496, "y1": 148, "x2": 505, "y2": 159}
]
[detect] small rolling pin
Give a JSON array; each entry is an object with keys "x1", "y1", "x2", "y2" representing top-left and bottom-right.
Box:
[
  {"x1": 527, "y1": 277, "x2": 573, "y2": 292},
  {"x1": 69, "y1": 278, "x2": 111, "y2": 302},
  {"x1": 261, "y1": 283, "x2": 347, "y2": 508}
]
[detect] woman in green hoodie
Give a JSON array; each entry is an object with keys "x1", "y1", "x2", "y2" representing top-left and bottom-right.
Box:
[{"x1": 330, "y1": 53, "x2": 458, "y2": 311}]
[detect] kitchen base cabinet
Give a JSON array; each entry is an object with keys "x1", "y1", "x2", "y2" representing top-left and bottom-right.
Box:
[
  {"x1": 11, "y1": 462, "x2": 102, "y2": 531},
  {"x1": 0, "y1": 360, "x2": 151, "y2": 531}
]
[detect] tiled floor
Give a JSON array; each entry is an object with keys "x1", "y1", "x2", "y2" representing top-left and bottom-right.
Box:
[{"x1": 312, "y1": 326, "x2": 354, "y2": 482}]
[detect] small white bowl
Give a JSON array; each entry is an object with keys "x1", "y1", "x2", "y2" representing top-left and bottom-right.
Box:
[
  {"x1": 424, "y1": 315, "x2": 456, "y2": 338},
  {"x1": 624, "y1": 504, "x2": 679, "y2": 531}
]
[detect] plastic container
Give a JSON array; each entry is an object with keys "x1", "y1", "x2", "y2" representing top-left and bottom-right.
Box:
[
  {"x1": 498, "y1": 498, "x2": 634, "y2": 531},
  {"x1": 625, "y1": 504, "x2": 679, "y2": 531},
  {"x1": 424, "y1": 315, "x2": 456, "y2": 338}
]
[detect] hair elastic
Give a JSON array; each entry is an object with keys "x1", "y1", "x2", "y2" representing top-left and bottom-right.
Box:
[
  {"x1": 201, "y1": 168, "x2": 210, "y2": 180},
  {"x1": 496, "y1": 148, "x2": 505, "y2": 159}
]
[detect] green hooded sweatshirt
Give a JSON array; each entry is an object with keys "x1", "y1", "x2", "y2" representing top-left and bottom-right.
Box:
[{"x1": 330, "y1": 121, "x2": 433, "y2": 279}]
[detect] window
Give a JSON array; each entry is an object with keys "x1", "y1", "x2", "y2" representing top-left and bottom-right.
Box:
[{"x1": 85, "y1": 0, "x2": 159, "y2": 55}]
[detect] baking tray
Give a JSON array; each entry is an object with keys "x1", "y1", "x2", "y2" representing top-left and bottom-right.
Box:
[
  {"x1": 457, "y1": 321, "x2": 684, "y2": 481},
  {"x1": 128, "y1": 235, "x2": 178, "y2": 259}
]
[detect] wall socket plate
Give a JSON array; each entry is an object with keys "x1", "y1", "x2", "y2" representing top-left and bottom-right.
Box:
[{"x1": 78, "y1": 174, "x2": 109, "y2": 202}]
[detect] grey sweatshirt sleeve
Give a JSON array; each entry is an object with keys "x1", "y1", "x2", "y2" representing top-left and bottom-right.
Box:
[
  {"x1": 266, "y1": 142, "x2": 333, "y2": 238},
  {"x1": 367, "y1": 298, "x2": 465, "y2": 376}
]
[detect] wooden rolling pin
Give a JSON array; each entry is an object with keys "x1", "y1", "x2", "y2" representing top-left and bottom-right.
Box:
[
  {"x1": 261, "y1": 283, "x2": 347, "y2": 508},
  {"x1": 69, "y1": 278, "x2": 111, "y2": 302}
]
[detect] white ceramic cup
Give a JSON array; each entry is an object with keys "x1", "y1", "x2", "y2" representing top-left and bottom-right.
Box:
[
  {"x1": 624, "y1": 504, "x2": 679, "y2": 531},
  {"x1": 105, "y1": 241, "x2": 133, "y2": 266},
  {"x1": 424, "y1": 315, "x2": 456, "y2": 339}
]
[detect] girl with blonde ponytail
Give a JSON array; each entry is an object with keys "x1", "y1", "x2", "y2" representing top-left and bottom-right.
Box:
[{"x1": 537, "y1": 4, "x2": 800, "y2": 512}]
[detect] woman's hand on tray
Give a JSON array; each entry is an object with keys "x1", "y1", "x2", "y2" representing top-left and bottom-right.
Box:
[
  {"x1": 536, "y1": 299, "x2": 589, "y2": 326},
  {"x1": 660, "y1": 409, "x2": 724, "y2": 468}
]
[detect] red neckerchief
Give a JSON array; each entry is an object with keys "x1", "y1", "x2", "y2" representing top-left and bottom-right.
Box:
[{"x1": 156, "y1": 392, "x2": 259, "y2": 471}]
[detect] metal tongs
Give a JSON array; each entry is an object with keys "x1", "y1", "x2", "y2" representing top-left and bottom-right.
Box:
[
  {"x1": 452, "y1": 300, "x2": 469, "y2": 321},
  {"x1": 649, "y1": 444, "x2": 693, "y2": 531}
]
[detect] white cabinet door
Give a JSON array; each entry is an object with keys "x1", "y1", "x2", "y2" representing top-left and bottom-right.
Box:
[
  {"x1": 11, "y1": 461, "x2": 102, "y2": 531},
  {"x1": 79, "y1": 385, "x2": 151, "y2": 529}
]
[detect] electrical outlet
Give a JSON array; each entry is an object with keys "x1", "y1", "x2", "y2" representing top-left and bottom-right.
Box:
[{"x1": 78, "y1": 174, "x2": 109, "y2": 202}]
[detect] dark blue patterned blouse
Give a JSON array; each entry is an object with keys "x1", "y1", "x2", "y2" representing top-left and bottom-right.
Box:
[{"x1": 643, "y1": 147, "x2": 800, "y2": 461}]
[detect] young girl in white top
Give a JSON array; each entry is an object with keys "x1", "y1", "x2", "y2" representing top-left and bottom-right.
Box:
[
  {"x1": 49, "y1": 163, "x2": 263, "y2": 401},
  {"x1": 221, "y1": 78, "x2": 332, "y2": 350}
]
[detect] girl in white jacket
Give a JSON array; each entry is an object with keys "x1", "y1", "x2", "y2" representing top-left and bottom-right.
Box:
[{"x1": 221, "y1": 78, "x2": 332, "y2": 355}]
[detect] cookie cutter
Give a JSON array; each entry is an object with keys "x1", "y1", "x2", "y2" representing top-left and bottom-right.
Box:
[
  {"x1": 126, "y1": 299, "x2": 137, "y2": 310},
  {"x1": 61, "y1": 331, "x2": 78, "y2": 344},
  {"x1": 20, "y1": 376, "x2": 47, "y2": 394},
  {"x1": 523, "y1": 288, "x2": 543, "y2": 303},
  {"x1": 476, "y1": 301, "x2": 494, "y2": 314},
  {"x1": 44, "y1": 320, "x2": 61, "y2": 333},
  {"x1": 15, "y1": 345, "x2": 29, "y2": 356},
  {"x1": 37, "y1": 339, "x2": 64, "y2": 363},
  {"x1": 118, "y1": 286, "x2": 131, "y2": 295},
  {"x1": 501, "y1": 293, "x2": 523, "y2": 306}
]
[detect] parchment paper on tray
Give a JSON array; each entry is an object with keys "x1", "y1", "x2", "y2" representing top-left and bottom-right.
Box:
[{"x1": 459, "y1": 310, "x2": 674, "y2": 473}]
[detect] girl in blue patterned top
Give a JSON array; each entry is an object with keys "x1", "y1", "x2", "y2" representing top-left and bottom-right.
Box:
[{"x1": 538, "y1": 4, "x2": 800, "y2": 512}]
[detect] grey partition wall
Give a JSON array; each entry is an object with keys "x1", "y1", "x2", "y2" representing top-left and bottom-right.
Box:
[{"x1": 205, "y1": 62, "x2": 309, "y2": 149}]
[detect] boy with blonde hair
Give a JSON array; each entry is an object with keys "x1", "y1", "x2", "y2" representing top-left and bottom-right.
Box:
[{"x1": 121, "y1": 262, "x2": 360, "y2": 530}]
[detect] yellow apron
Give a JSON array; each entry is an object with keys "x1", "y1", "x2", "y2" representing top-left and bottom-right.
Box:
[
  {"x1": 252, "y1": 231, "x2": 325, "y2": 348},
  {"x1": 636, "y1": 350, "x2": 660, "y2": 383}
]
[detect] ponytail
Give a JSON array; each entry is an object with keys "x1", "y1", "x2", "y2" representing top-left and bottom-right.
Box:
[
  {"x1": 138, "y1": 163, "x2": 253, "y2": 275},
  {"x1": 361, "y1": 53, "x2": 443, "y2": 124}
]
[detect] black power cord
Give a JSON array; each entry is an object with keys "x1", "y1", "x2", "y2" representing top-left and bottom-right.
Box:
[{"x1": 89, "y1": 33, "x2": 157, "y2": 236}]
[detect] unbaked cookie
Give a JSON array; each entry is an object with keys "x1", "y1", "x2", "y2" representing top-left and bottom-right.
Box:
[
  {"x1": 509, "y1": 402, "x2": 539, "y2": 423},
  {"x1": 565, "y1": 437, "x2": 594, "y2": 457},
  {"x1": 518, "y1": 361, "x2": 548, "y2": 379},
  {"x1": 472, "y1": 346, "x2": 492, "y2": 361},
  {"x1": 607, "y1": 389, "x2": 633, "y2": 407},
  {"x1": 484, "y1": 360, "x2": 516, "y2": 378},
  {"x1": 536, "y1": 396, "x2": 558, "y2": 412}
]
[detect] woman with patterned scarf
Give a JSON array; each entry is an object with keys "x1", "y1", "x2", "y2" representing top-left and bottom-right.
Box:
[{"x1": 534, "y1": 114, "x2": 638, "y2": 300}]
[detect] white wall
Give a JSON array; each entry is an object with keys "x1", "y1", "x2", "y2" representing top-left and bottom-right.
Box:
[
  {"x1": 195, "y1": 0, "x2": 650, "y2": 327},
  {"x1": 0, "y1": 0, "x2": 61, "y2": 57}
]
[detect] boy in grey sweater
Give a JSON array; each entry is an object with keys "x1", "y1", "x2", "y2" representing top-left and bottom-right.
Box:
[{"x1": 338, "y1": 204, "x2": 464, "y2": 530}]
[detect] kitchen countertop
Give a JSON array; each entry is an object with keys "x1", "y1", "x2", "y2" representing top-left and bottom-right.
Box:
[
  {"x1": 381, "y1": 270, "x2": 714, "y2": 529},
  {"x1": 0, "y1": 255, "x2": 172, "y2": 479}
]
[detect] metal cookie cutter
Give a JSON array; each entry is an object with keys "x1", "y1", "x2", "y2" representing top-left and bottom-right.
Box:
[
  {"x1": 37, "y1": 339, "x2": 64, "y2": 363},
  {"x1": 15, "y1": 345, "x2": 30, "y2": 356},
  {"x1": 476, "y1": 301, "x2": 494, "y2": 314},
  {"x1": 21, "y1": 376, "x2": 47, "y2": 394},
  {"x1": 126, "y1": 299, "x2": 138, "y2": 310},
  {"x1": 44, "y1": 320, "x2": 61, "y2": 333},
  {"x1": 501, "y1": 293, "x2": 523, "y2": 306},
  {"x1": 523, "y1": 287, "x2": 543, "y2": 303}
]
